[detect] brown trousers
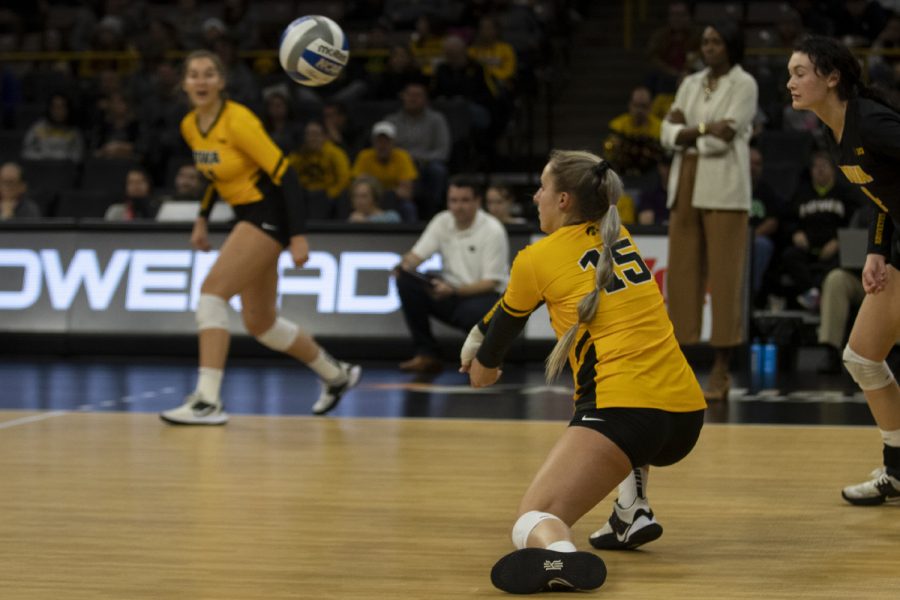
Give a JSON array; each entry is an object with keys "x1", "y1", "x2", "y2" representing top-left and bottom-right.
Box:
[{"x1": 667, "y1": 154, "x2": 749, "y2": 347}]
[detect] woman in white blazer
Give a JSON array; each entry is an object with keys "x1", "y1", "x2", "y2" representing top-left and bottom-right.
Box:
[{"x1": 660, "y1": 21, "x2": 758, "y2": 401}]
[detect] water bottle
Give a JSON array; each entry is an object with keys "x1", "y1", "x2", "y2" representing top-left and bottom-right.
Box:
[
  {"x1": 762, "y1": 339, "x2": 778, "y2": 388},
  {"x1": 750, "y1": 338, "x2": 763, "y2": 392}
]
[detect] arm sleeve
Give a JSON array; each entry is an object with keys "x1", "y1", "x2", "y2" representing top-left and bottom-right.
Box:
[
  {"x1": 475, "y1": 249, "x2": 543, "y2": 367},
  {"x1": 868, "y1": 209, "x2": 893, "y2": 256},
  {"x1": 198, "y1": 183, "x2": 217, "y2": 220},
  {"x1": 696, "y1": 75, "x2": 758, "y2": 156},
  {"x1": 278, "y1": 165, "x2": 308, "y2": 235}
]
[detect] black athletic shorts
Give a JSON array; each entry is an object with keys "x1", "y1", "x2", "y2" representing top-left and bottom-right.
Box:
[
  {"x1": 231, "y1": 180, "x2": 291, "y2": 247},
  {"x1": 569, "y1": 407, "x2": 705, "y2": 468}
]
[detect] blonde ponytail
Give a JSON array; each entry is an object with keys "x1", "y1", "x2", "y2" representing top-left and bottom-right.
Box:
[{"x1": 544, "y1": 203, "x2": 622, "y2": 382}]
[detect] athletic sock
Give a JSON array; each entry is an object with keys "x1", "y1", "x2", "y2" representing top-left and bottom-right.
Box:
[
  {"x1": 307, "y1": 349, "x2": 344, "y2": 382},
  {"x1": 618, "y1": 466, "x2": 648, "y2": 507},
  {"x1": 196, "y1": 367, "x2": 223, "y2": 402}
]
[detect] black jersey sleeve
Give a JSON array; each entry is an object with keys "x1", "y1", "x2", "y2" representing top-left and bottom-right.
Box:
[
  {"x1": 859, "y1": 109, "x2": 900, "y2": 162},
  {"x1": 275, "y1": 158, "x2": 308, "y2": 235},
  {"x1": 475, "y1": 307, "x2": 529, "y2": 369},
  {"x1": 197, "y1": 183, "x2": 217, "y2": 220},
  {"x1": 868, "y1": 209, "x2": 894, "y2": 257}
]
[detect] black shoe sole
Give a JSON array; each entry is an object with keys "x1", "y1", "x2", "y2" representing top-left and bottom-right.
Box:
[
  {"x1": 490, "y1": 548, "x2": 606, "y2": 594},
  {"x1": 841, "y1": 491, "x2": 890, "y2": 506},
  {"x1": 158, "y1": 414, "x2": 228, "y2": 426},
  {"x1": 589, "y1": 522, "x2": 663, "y2": 550}
]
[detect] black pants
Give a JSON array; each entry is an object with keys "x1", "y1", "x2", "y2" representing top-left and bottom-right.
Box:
[
  {"x1": 781, "y1": 245, "x2": 839, "y2": 293},
  {"x1": 396, "y1": 271, "x2": 499, "y2": 357}
]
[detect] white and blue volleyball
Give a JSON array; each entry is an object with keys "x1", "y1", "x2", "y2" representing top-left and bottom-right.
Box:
[{"x1": 279, "y1": 15, "x2": 349, "y2": 87}]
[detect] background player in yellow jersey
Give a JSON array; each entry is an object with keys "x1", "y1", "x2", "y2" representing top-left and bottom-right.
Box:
[
  {"x1": 460, "y1": 150, "x2": 706, "y2": 594},
  {"x1": 160, "y1": 51, "x2": 360, "y2": 425}
]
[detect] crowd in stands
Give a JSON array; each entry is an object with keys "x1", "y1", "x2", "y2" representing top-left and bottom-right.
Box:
[
  {"x1": 0, "y1": 0, "x2": 563, "y2": 224},
  {"x1": 597, "y1": 1, "x2": 897, "y2": 337}
]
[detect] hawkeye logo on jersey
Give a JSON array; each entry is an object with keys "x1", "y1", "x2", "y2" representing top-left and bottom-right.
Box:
[
  {"x1": 193, "y1": 150, "x2": 221, "y2": 165},
  {"x1": 855, "y1": 147, "x2": 865, "y2": 156}
]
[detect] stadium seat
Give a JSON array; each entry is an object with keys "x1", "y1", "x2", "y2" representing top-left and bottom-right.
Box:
[
  {"x1": 81, "y1": 157, "x2": 137, "y2": 193},
  {"x1": 56, "y1": 189, "x2": 116, "y2": 219},
  {"x1": 21, "y1": 159, "x2": 78, "y2": 194},
  {"x1": 0, "y1": 130, "x2": 25, "y2": 163}
]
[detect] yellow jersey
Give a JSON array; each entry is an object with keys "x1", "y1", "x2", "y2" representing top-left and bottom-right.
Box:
[
  {"x1": 288, "y1": 140, "x2": 352, "y2": 199},
  {"x1": 180, "y1": 100, "x2": 291, "y2": 212},
  {"x1": 500, "y1": 223, "x2": 705, "y2": 412},
  {"x1": 351, "y1": 147, "x2": 418, "y2": 191}
]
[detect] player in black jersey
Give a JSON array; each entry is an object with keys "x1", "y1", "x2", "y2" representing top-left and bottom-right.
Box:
[
  {"x1": 159, "y1": 50, "x2": 360, "y2": 425},
  {"x1": 788, "y1": 36, "x2": 900, "y2": 505}
]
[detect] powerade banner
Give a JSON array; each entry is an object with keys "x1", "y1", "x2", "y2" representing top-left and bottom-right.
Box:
[{"x1": 0, "y1": 229, "x2": 699, "y2": 341}]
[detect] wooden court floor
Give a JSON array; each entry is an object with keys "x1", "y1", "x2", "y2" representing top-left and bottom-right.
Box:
[{"x1": 1, "y1": 410, "x2": 898, "y2": 599}]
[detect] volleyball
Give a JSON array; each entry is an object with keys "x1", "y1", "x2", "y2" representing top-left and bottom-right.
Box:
[{"x1": 278, "y1": 15, "x2": 349, "y2": 87}]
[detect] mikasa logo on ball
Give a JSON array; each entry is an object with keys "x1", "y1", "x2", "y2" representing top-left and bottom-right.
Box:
[{"x1": 315, "y1": 43, "x2": 348, "y2": 64}]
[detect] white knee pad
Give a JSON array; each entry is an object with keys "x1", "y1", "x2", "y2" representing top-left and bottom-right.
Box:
[
  {"x1": 843, "y1": 345, "x2": 895, "y2": 390},
  {"x1": 255, "y1": 317, "x2": 299, "y2": 352},
  {"x1": 512, "y1": 511, "x2": 563, "y2": 550},
  {"x1": 196, "y1": 294, "x2": 230, "y2": 331}
]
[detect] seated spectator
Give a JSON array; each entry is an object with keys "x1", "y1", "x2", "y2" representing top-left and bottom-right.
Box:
[
  {"x1": 345, "y1": 18, "x2": 393, "y2": 95},
  {"x1": 603, "y1": 86, "x2": 663, "y2": 179},
  {"x1": 348, "y1": 176, "x2": 402, "y2": 223},
  {"x1": 0, "y1": 162, "x2": 41, "y2": 220},
  {"x1": 371, "y1": 44, "x2": 425, "y2": 101},
  {"x1": 211, "y1": 36, "x2": 260, "y2": 107},
  {"x1": 322, "y1": 100, "x2": 365, "y2": 157},
  {"x1": 387, "y1": 81, "x2": 451, "y2": 219},
  {"x1": 645, "y1": 1, "x2": 701, "y2": 95},
  {"x1": 749, "y1": 147, "x2": 783, "y2": 304},
  {"x1": 92, "y1": 91, "x2": 141, "y2": 160},
  {"x1": 409, "y1": 13, "x2": 447, "y2": 75},
  {"x1": 21, "y1": 93, "x2": 85, "y2": 162},
  {"x1": 288, "y1": 120, "x2": 352, "y2": 201},
  {"x1": 222, "y1": 0, "x2": 260, "y2": 50},
  {"x1": 636, "y1": 156, "x2": 671, "y2": 225},
  {"x1": 159, "y1": 164, "x2": 205, "y2": 202},
  {"x1": 351, "y1": 121, "x2": 419, "y2": 221},
  {"x1": 485, "y1": 184, "x2": 526, "y2": 225},
  {"x1": 780, "y1": 151, "x2": 861, "y2": 311},
  {"x1": 392, "y1": 175, "x2": 510, "y2": 372},
  {"x1": 105, "y1": 167, "x2": 160, "y2": 221},
  {"x1": 261, "y1": 85, "x2": 302, "y2": 154},
  {"x1": 468, "y1": 15, "x2": 517, "y2": 98},
  {"x1": 817, "y1": 206, "x2": 871, "y2": 374},
  {"x1": 433, "y1": 35, "x2": 494, "y2": 134}
]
